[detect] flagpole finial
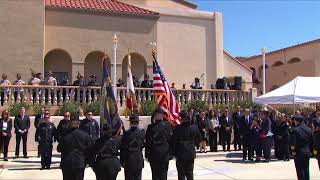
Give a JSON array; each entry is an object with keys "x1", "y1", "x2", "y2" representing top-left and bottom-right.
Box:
[{"x1": 150, "y1": 41, "x2": 157, "y2": 55}]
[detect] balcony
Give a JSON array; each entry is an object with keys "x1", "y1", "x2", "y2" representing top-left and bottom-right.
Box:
[{"x1": 0, "y1": 85, "x2": 257, "y2": 108}]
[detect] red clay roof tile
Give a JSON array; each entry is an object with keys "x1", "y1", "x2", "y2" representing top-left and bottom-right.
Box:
[{"x1": 45, "y1": 0, "x2": 159, "y2": 17}]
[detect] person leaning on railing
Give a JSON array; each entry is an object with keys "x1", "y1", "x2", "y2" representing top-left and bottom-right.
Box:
[
  {"x1": 0, "y1": 74, "x2": 11, "y2": 106},
  {"x1": 12, "y1": 73, "x2": 26, "y2": 102}
]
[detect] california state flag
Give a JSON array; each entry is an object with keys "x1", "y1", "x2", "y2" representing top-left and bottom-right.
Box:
[{"x1": 126, "y1": 53, "x2": 135, "y2": 111}]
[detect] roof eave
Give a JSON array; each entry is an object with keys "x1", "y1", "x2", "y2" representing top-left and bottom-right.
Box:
[{"x1": 45, "y1": 6, "x2": 160, "y2": 19}]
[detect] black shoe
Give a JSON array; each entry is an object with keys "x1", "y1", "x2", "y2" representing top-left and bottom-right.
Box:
[
  {"x1": 242, "y1": 158, "x2": 247, "y2": 161},
  {"x1": 37, "y1": 155, "x2": 40, "y2": 158},
  {"x1": 248, "y1": 158, "x2": 254, "y2": 162},
  {"x1": 13, "y1": 155, "x2": 18, "y2": 159},
  {"x1": 4, "y1": 158, "x2": 8, "y2": 161},
  {"x1": 255, "y1": 159, "x2": 261, "y2": 162},
  {"x1": 46, "y1": 166, "x2": 51, "y2": 170},
  {"x1": 263, "y1": 159, "x2": 270, "y2": 163},
  {"x1": 23, "y1": 155, "x2": 28, "y2": 159},
  {"x1": 40, "y1": 167, "x2": 45, "y2": 170}
]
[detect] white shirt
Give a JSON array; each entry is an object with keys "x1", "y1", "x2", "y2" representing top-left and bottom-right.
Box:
[{"x1": 2, "y1": 122, "x2": 7, "y2": 131}]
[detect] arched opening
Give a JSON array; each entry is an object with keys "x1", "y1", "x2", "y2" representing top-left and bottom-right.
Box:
[
  {"x1": 272, "y1": 61, "x2": 284, "y2": 67},
  {"x1": 250, "y1": 67, "x2": 259, "y2": 83},
  {"x1": 44, "y1": 49, "x2": 72, "y2": 84},
  {"x1": 122, "y1": 52, "x2": 147, "y2": 84},
  {"x1": 288, "y1": 57, "x2": 301, "y2": 64},
  {"x1": 270, "y1": 85, "x2": 279, "y2": 91},
  {"x1": 84, "y1": 51, "x2": 111, "y2": 83},
  {"x1": 258, "y1": 65, "x2": 269, "y2": 78}
]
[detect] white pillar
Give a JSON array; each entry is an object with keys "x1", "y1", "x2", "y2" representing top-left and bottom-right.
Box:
[
  {"x1": 261, "y1": 47, "x2": 266, "y2": 94},
  {"x1": 113, "y1": 33, "x2": 118, "y2": 99}
]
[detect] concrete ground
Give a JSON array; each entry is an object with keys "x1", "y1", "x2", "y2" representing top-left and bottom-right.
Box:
[{"x1": 1, "y1": 148, "x2": 320, "y2": 180}]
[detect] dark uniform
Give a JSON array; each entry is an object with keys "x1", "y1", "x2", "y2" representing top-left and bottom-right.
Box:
[
  {"x1": 232, "y1": 111, "x2": 242, "y2": 151},
  {"x1": 35, "y1": 120, "x2": 56, "y2": 169},
  {"x1": 88, "y1": 124, "x2": 121, "y2": 180},
  {"x1": 261, "y1": 115, "x2": 272, "y2": 162},
  {"x1": 172, "y1": 111, "x2": 201, "y2": 180},
  {"x1": 239, "y1": 115, "x2": 253, "y2": 161},
  {"x1": 278, "y1": 120, "x2": 290, "y2": 161},
  {"x1": 57, "y1": 126, "x2": 91, "y2": 180},
  {"x1": 79, "y1": 118, "x2": 100, "y2": 142},
  {"x1": 34, "y1": 113, "x2": 44, "y2": 157},
  {"x1": 290, "y1": 115, "x2": 313, "y2": 180},
  {"x1": 120, "y1": 114, "x2": 145, "y2": 180},
  {"x1": 145, "y1": 119, "x2": 173, "y2": 180},
  {"x1": 219, "y1": 114, "x2": 233, "y2": 151},
  {"x1": 56, "y1": 119, "x2": 72, "y2": 143}
]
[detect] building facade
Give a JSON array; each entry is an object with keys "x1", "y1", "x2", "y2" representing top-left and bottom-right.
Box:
[
  {"x1": 241, "y1": 39, "x2": 320, "y2": 94},
  {"x1": 0, "y1": 0, "x2": 252, "y2": 90}
]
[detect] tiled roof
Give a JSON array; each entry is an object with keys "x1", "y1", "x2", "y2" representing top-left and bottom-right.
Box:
[
  {"x1": 224, "y1": 50, "x2": 253, "y2": 73},
  {"x1": 243, "y1": 38, "x2": 320, "y2": 61},
  {"x1": 45, "y1": 0, "x2": 159, "y2": 17}
]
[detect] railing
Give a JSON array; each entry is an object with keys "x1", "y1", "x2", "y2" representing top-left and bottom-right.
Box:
[{"x1": 0, "y1": 85, "x2": 256, "y2": 107}]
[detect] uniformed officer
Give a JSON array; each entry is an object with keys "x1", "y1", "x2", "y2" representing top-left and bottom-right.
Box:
[
  {"x1": 35, "y1": 110, "x2": 56, "y2": 169},
  {"x1": 290, "y1": 115, "x2": 313, "y2": 180},
  {"x1": 120, "y1": 113, "x2": 145, "y2": 180},
  {"x1": 56, "y1": 112, "x2": 72, "y2": 143},
  {"x1": 172, "y1": 110, "x2": 201, "y2": 180},
  {"x1": 79, "y1": 111, "x2": 100, "y2": 143},
  {"x1": 57, "y1": 118, "x2": 91, "y2": 180},
  {"x1": 145, "y1": 107, "x2": 173, "y2": 180},
  {"x1": 240, "y1": 109, "x2": 254, "y2": 161},
  {"x1": 278, "y1": 114, "x2": 290, "y2": 161},
  {"x1": 88, "y1": 123, "x2": 121, "y2": 180}
]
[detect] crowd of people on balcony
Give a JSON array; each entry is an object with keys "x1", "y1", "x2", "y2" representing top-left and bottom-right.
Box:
[{"x1": 0, "y1": 106, "x2": 320, "y2": 179}]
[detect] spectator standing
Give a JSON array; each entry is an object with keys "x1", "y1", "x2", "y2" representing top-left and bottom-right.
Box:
[
  {"x1": 0, "y1": 110, "x2": 13, "y2": 161},
  {"x1": 0, "y1": 74, "x2": 11, "y2": 106},
  {"x1": 14, "y1": 107, "x2": 30, "y2": 159},
  {"x1": 198, "y1": 112, "x2": 208, "y2": 153},
  {"x1": 13, "y1": 73, "x2": 26, "y2": 102}
]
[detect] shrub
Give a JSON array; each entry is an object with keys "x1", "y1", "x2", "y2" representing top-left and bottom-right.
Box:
[
  {"x1": 9, "y1": 102, "x2": 31, "y2": 116},
  {"x1": 182, "y1": 100, "x2": 208, "y2": 112},
  {"x1": 33, "y1": 104, "x2": 51, "y2": 115},
  {"x1": 58, "y1": 102, "x2": 79, "y2": 116},
  {"x1": 83, "y1": 101, "x2": 100, "y2": 116},
  {"x1": 140, "y1": 100, "x2": 155, "y2": 116}
]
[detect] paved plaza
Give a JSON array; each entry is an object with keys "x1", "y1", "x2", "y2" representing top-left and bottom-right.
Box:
[{"x1": 1, "y1": 148, "x2": 320, "y2": 180}]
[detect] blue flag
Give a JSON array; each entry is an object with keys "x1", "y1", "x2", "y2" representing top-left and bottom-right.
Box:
[{"x1": 100, "y1": 57, "x2": 121, "y2": 135}]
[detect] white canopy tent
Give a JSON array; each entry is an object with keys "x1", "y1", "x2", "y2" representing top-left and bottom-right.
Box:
[{"x1": 255, "y1": 76, "x2": 320, "y2": 104}]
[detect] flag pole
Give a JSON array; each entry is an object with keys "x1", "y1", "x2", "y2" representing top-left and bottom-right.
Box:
[{"x1": 113, "y1": 33, "x2": 118, "y2": 100}]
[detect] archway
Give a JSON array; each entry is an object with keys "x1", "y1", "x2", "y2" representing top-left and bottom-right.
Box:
[
  {"x1": 84, "y1": 51, "x2": 111, "y2": 83},
  {"x1": 272, "y1": 61, "x2": 284, "y2": 67},
  {"x1": 288, "y1": 57, "x2": 301, "y2": 64},
  {"x1": 122, "y1": 52, "x2": 147, "y2": 84},
  {"x1": 44, "y1": 49, "x2": 72, "y2": 84}
]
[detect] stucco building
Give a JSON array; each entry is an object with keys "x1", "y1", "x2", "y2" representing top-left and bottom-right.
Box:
[
  {"x1": 241, "y1": 39, "x2": 320, "y2": 94},
  {"x1": 0, "y1": 0, "x2": 252, "y2": 90}
]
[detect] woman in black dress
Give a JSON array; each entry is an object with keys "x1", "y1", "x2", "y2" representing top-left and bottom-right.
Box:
[
  {"x1": 198, "y1": 112, "x2": 208, "y2": 153},
  {"x1": 0, "y1": 109, "x2": 13, "y2": 161}
]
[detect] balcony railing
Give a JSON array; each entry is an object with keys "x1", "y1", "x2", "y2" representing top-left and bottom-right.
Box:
[{"x1": 0, "y1": 85, "x2": 256, "y2": 107}]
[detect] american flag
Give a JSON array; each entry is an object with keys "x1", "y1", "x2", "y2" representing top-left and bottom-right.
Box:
[{"x1": 152, "y1": 53, "x2": 181, "y2": 126}]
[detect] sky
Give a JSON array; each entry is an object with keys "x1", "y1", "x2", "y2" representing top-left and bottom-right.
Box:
[{"x1": 192, "y1": 0, "x2": 320, "y2": 57}]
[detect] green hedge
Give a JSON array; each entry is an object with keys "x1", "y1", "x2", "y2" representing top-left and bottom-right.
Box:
[
  {"x1": 82, "y1": 101, "x2": 100, "y2": 116},
  {"x1": 57, "y1": 102, "x2": 80, "y2": 116},
  {"x1": 140, "y1": 100, "x2": 155, "y2": 116},
  {"x1": 9, "y1": 102, "x2": 31, "y2": 116}
]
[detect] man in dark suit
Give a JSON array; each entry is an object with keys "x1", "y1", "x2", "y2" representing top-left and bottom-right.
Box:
[
  {"x1": 56, "y1": 112, "x2": 72, "y2": 143},
  {"x1": 219, "y1": 108, "x2": 233, "y2": 152},
  {"x1": 57, "y1": 118, "x2": 91, "y2": 180},
  {"x1": 79, "y1": 111, "x2": 100, "y2": 143},
  {"x1": 240, "y1": 109, "x2": 254, "y2": 161},
  {"x1": 34, "y1": 107, "x2": 45, "y2": 158},
  {"x1": 232, "y1": 106, "x2": 242, "y2": 151},
  {"x1": 261, "y1": 110, "x2": 273, "y2": 162},
  {"x1": 14, "y1": 107, "x2": 30, "y2": 158},
  {"x1": 290, "y1": 115, "x2": 313, "y2": 180}
]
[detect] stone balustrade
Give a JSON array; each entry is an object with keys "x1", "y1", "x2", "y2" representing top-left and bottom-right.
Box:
[{"x1": 0, "y1": 85, "x2": 257, "y2": 107}]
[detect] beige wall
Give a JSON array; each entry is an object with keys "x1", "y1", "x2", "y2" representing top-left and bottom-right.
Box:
[
  {"x1": 242, "y1": 40, "x2": 320, "y2": 93},
  {"x1": 0, "y1": 0, "x2": 44, "y2": 82},
  {"x1": 120, "y1": 0, "x2": 192, "y2": 9},
  {"x1": 45, "y1": 9, "x2": 157, "y2": 82},
  {"x1": 156, "y1": 14, "x2": 218, "y2": 88},
  {"x1": 223, "y1": 54, "x2": 252, "y2": 90}
]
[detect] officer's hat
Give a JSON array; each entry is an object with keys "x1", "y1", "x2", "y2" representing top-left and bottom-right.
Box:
[
  {"x1": 179, "y1": 110, "x2": 191, "y2": 122},
  {"x1": 154, "y1": 107, "x2": 165, "y2": 114},
  {"x1": 101, "y1": 123, "x2": 113, "y2": 136},
  {"x1": 129, "y1": 113, "x2": 140, "y2": 123},
  {"x1": 292, "y1": 115, "x2": 304, "y2": 122}
]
